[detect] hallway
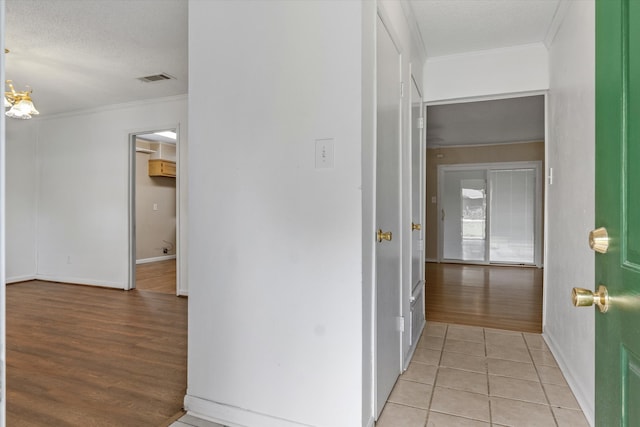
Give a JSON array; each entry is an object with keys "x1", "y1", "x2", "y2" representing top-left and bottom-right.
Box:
[{"x1": 377, "y1": 322, "x2": 588, "y2": 426}]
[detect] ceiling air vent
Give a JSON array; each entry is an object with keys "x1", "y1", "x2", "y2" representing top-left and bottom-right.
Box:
[{"x1": 137, "y1": 73, "x2": 175, "y2": 83}]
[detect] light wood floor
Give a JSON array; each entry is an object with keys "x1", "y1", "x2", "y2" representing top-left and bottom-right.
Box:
[
  {"x1": 136, "y1": 259, "x2": 176, "y2": 294},
  {"x1": 425, "y1": 262, "x2": 543, "y2": 333},
  {"x1": 7, "y1": 281, "x2": 187, "y2": 426}
]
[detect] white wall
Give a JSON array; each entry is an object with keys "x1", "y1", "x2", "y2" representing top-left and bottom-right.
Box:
[
  {"x1": 34, "y1": 96, "x2": 188, "y2": 293},
  {"x1": 6, "y1": 120, "x2": 37, "y2": 282},
  {"x1": 424, "y1": 43, "x2": 549, "y2": 103},
  {"x1": 545, "y1": 2, "x2": 595, "y2": 425},
  {"x1": 186, "y1": 1, "x2": 366, "y2": 426}
]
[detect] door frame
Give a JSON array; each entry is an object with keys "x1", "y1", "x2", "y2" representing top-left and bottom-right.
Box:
[
  {"x1": 436, "y1": 160, "x2": 543, "y2": 267},
  {"x1": 127, "y1": 124, "x2": 181, "y2": 295},
  {"x1": 0, "y1": 0, "x2": 7, "y2": 422},
  {"x1": 426, "y1": 91, "x2": 549, "y2": 328}
]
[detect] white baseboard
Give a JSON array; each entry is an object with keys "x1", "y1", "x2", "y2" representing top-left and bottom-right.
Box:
[
  {"x1": 425, "y1": 258, "x2": 438, "y2": 263},
  {"x1": 34, "y1": 275, "x2": 124, "y2": 289},
  {"x1": 543, "y1": 332, "x2": 595, "y2": 426},
  {"x1": 136, "y1": 255, "x2": 177, "y2": 265},
  {"x1": 184, "y1": 395, "x2": 312, "y2": 427},
  {"x1": 6, "y1": 274, "x2": 37, "y2": 284}
]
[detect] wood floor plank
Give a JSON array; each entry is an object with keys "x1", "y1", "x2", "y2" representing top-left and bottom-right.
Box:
[
  {"x1": 136, "y1": 260, "x2": 176, "y2": 294},
  {"x1": 7, "y1": 281, "x2": 187, "y2": 426},
  {"x1": 425, "y1": 262, "x2": 543, "y2": 333}
]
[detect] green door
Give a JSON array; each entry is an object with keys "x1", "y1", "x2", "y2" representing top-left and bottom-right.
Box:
[{"x1": 596, "y1": 0, "x2": 640, "y2": 424}]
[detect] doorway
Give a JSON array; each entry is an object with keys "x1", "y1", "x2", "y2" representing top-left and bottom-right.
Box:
[
  {"x1": 129, "y1": 128, "x2": 179, "y2": 295},
  {"x1": 425, "y1": 94, "x2": 546, "y2": 331}
]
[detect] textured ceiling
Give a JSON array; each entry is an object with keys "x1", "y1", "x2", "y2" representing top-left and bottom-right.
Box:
[
  {"x1": 4, "y1": 0, "x2": 555, "y2": 140},
  {"x1": 410, "y1": 0, "x2": 563, "y2": 58},
  {"x1": 4, "y1": 0, "x2": 187, "y2": 117},
  {"x1": 427, "y1": 95, "x2": 545, "y2": 147}
]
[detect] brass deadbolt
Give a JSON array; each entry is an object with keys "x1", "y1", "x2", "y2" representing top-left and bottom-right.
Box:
[{"x1": 589, "y1": 227, "x2": 609, "y2": 253}]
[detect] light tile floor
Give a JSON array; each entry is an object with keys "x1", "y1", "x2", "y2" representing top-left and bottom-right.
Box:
[
  {"x1": 171, "y1": 413, "x2": 225, "y2": 427},
  {"x1": 378, "y1": 322, "x2": 589, "y2": 427},
  {"x1": 172, "y1": 322, "x2": 589, "y2": 427}
]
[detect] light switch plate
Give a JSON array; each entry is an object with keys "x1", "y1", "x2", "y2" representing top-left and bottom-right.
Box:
[{"x1": 315, "y1": 138, "x2": 334, "y2": 169}]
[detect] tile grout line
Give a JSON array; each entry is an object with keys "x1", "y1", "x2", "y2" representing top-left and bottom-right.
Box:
[
  {"x1": 382, "y1": 322, "x2": 587, "y2": 427},
  {"x1": 484, "y1": 327, "x2": 493, "y2": 426},
  {"x1": 423, "y1": 322, "x2": 448, "y2": 426},
  {"x1": 524, "y1": 332, "x2": 560, "y2": 427}
]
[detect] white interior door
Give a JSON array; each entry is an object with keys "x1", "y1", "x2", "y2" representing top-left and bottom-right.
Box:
[
  {"x1": 375, "y1": 15, "x2": 402, "y2": 418},
  {"x1": 406, "y1": 78, "x2": 426, "y2": 354},
  {"x1": 410, "y1": 79, "x2": 424, "y2": 291}
]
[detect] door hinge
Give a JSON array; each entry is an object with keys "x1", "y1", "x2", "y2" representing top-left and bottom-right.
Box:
[
  {"x1": 400, "y1": 82, "x2": 405, "y2": 98},
  {"x1": 396, "y1": 316, "x2": 405, "y2": 332},
  {"x1": 417, "y1": 117, "x2": 424, "y2": 129}
]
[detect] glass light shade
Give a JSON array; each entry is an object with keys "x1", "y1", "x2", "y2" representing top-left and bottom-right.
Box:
[
  {"x1": 7, "y1": 102, "x2": 31, "y2": 119},
  {"x1": 6, "y1": 106, "x2": 31, "y2": 119},
  {"x1": 5, "y1": 98, "x2": 38, "y2": 119},
  {"x1": 4, "y1": 96, "x2": 10, "y2": 108},
  {"x1": 16, "y1": 98, "x2": 39, "y2": 115}
]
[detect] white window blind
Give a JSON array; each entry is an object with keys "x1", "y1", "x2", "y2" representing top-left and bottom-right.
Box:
[{"x1": 489, "y1": 169, "x2": 536, "y2": 264}]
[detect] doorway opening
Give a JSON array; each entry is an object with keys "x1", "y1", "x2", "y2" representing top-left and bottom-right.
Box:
[
  {"x1": 129, "y1": 128, "x2": 179, "y2": 295},
  {"x1": 425, "y1": 94, "x2": 546, "y2": 332}
]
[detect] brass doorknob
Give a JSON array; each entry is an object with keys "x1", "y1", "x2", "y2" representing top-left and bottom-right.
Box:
[
  {"x1": 377, "y1": 229, "x2": 392, "y2": 242},
  {"x1": 411, "y1": 222, "x2": 422, "y2": 231},
  {"x1": 589, "y1": 227, "x2": 609, "y2": 253},
  {"x1": 572, "y1": 285, "x2": 609, "y2": 313}
]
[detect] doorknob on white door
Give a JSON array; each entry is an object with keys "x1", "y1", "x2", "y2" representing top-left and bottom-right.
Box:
[{"x1": 377, "y1": 229, "x2": 392, "y2": 242}]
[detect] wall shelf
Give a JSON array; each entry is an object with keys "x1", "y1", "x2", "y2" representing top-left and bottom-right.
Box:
[{"x1": 148, "y1": 159, "x2": 176, "y2": 178}]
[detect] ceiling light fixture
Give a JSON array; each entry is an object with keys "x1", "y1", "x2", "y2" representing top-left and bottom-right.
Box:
[
  {"x1": 4, "y1": 49, "x2": 40, "y2": 120},
  {"x1": 5, "y1": 80, "x2": 40, "y2": 119},
  {"x1": 154, "y1": 131, "x2": 177, "y2": 140}
]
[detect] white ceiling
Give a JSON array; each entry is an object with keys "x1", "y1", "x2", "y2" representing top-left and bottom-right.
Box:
[
  {"x1": 4, "y1": 0, "x2": 187, "y2": 117},
  {"x1": 408, "y1": 0, "x2": 561, "y2": 147},
  {"x1": 409, "y1": 0, "x2": 563, "y2": 58},
  {"x1": 4, "y1": 0, "x2": 556, "y2": 148}
]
